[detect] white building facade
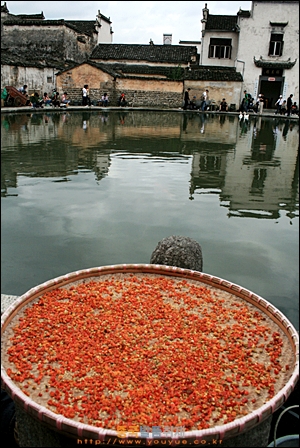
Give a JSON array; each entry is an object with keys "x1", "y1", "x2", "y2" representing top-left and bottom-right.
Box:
[
  {"x1": 200, "y1": 1, "x2": 299, "y2": 108},
  {"x1": 95, "y1": 10, "x2": 113, "y2": 44}
]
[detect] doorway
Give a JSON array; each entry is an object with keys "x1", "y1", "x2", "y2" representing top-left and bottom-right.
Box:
[{"x1": 259, "y1": 78, "x2": 283, "y2": 109}]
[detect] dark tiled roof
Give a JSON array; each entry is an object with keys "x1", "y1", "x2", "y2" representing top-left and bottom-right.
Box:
[
  {"x1": 3, "y1": 18, "x2": 96, "y2": 37},
  {"x1": 90, "y1": 44, "x2": 199, "y2": 64},
  {"x1": 56, "y1": 60, "x2": 120, "y2": 77},
  {"x1": 206, "y1": 15, "x2": 238, "y2": 31},
  {"x1": 56, "y1": 61, "x2": 177, "y2": 79},
  {"x1": 98, "y1": 13, "x2": 111, "y2": 24},
  {"x1": 12, "y1": 13, "x2": 45, "y2": 20},
  {"x1": 1, "y1": 49, "x2": 69, "y2": 70},
  {"x1": 269, "y1": 22, "x2": 288, "y2": 27},
  {"x1": 65, "y1": 20, "x2": 97, "y2": 37},
  {"x1": 185, "y1": 66, "x2": 243, "y2": 81},
  {"x1": 253, "y1": 57, "x2": 297, "y2": 69},
  {"x1": 115, "y1": 64, "x2": 243, "y2": 81},
  {"x1": 237, "y1": 10, "x2": 251, "y2": 17},
  {"x1": 1, "y1": 3, "x2": 9, "y2": 13},
  {"x1": 110, "y1": 63, "x2": 184, "y2": 78},
  {"x1": 56, "y1": 61, "x2": 243, "y2": 82},
  {"x1": 3, "y1": 19, "x2": 65, "y2": 26},
  {"x1": 179, "y1": 41, "x2": 201, "y2": 44}
]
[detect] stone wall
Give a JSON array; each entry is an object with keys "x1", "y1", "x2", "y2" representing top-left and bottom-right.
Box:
[
  {"x1": 184, "y1": 81, "x2": 242, "y2": 109},
  {"x1": 54, "y1": 86, "x2": 183, "y2": 108},
  {"x1": 1, "y1": 65, "x2": 57, "y2": 95},
  {"x1": 56, "y1": 64, "x2": 184, "y2": 107},
  {"x1": 2, "y1": 23, "x2": 96, "y2": 64}
]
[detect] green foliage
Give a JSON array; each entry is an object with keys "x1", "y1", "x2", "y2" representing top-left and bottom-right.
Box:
[{"x1": 170, "y1": 65, "x2": 183, "y2": 80}]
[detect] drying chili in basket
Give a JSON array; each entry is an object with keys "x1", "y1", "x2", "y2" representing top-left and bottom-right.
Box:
[{"x1": 3, "y1": 273, "x2": 294, "y2": 431}]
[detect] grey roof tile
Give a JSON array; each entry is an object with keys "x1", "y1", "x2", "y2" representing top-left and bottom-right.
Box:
[
  {"x1": 206, "y1": 15, "x2": 238, "y2": 31},
  {"x1": 90, "y1": 44, "x2": 199, "y2": 64},
  {"x1": 56, "y1": 60, "x2": 243, "y2": 82},
  {"x1": 11, "y1": 13, "x2": 45, "y2": 20},
  {"x1": 237, "y1": 10, "x2": 251, "y2": 17},
  {"x1": 3, "y1": 19, "x2": 96, "y2": 37},
  {"x1": 185, "y1": 66, "x2": 243, "y2": 81},
  {"x1": 65, "y1": 20, "x2": 97, "y2": 37}
]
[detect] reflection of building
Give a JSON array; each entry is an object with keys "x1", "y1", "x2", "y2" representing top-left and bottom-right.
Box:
[
  {"x1": 188, "y1": 115, "x2": 298, "y2": 218},
  {"x1": 190, "y1": 151, "x2": 228, "y2": 195},
  {"x1": 0, "y1": 113, "x2": 112, "y2": 195},
  {"x1": 220, "y1": 119, "x2": 299, "y2": 218},
  {"x1": 1, "y1": 112, "x2": 298, "y2": 221}
]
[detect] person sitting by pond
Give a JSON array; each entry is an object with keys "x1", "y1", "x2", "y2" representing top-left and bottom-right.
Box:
[
  {"x1": 280, "y1": 100, "x2": 287, "y2": 115},
  {"x1": 60, "y1": 92, "x2": 70, "y2": 107},
  {"x1": 100, "y1": 93, "x2": 109, "y2": 107},
  {"x1": 43, "y1": 92, "x2": 52, "y2": 107},
  {"x1": 17, "y1": 85, "x2": 31, "y2": 106},
  {"x1": 30, "y1": 92, "x2": 44, "y2": 108},
  {"x1": 291, "y1": 102, "x2": 299, "y2": 116},
  {"x1": 189, "y1": 96, "x2": 197, "y2": 110},
  {"x1": 1, "y1": 87, "x2": 8, "y2": 106},
  {"x1": 18, "y1": 84, "x2": 28, "y2": 96},
  {"x1": 219, "y1": 98, "x2": 228, "y2": 112},
  {"x1": 118, "y1": 93, "x2": 128, "y2": 107},
  {"x1": 51, "y1": 90, "x2": 60, "y2": 108}
]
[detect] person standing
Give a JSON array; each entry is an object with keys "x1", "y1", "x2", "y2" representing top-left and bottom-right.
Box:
[
  {"x1": 274, "y1": 95, "x2": 284, "y2": 115},
  {"x1": 82, "y1": 84, "x2": 91, "y2": 107},
  {"x1": 201, "y1": 89, "x2": 209, "y2": 111},
  {"x1": 258, "y1": 93, "x2": 264, "y2": 115},
  {"x1": 286, "y1": 94, "x2": 293, "y2": 116},
  {"x1": 243, "y1": 90, "x2": 250, "y2": 112},
  {"x1": 183, "y1": 88, "x2": 191, "y2": 110}
]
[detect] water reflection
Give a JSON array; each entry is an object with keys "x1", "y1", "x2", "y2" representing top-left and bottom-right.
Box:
[
  {"x1": 1, "y1": 111, "x2": 299, "y2": 330},
  {"x1": 1, "y1": 112, "x2": 298, "y2": 220}
]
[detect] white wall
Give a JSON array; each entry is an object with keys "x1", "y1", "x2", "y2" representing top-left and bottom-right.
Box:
[
  {"x1": 96, "y1": 17, "x2": 113, "y2": 43},
  {"x1": 201, "y1": 32, "x2": 239, "y2": 67},
  {"x1": 1, "y1": 65, "x2": 57, "y2": 94},
  {"x1": 237, "y1": 1, "x2": 299, "y2": 104}
]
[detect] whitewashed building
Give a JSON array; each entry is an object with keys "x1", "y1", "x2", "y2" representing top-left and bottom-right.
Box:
[{"x1": 200, "y1": 1, "x2": 299, "y2": 108}]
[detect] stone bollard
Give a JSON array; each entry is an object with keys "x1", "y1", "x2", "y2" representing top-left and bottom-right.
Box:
[{"x1": 150, "y1": 235, "x2": 203, "y2": 271}]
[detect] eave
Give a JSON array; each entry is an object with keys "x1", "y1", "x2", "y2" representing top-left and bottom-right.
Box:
[{"x1": 253, "y1": 56, "x2": 297, "y2": 69}]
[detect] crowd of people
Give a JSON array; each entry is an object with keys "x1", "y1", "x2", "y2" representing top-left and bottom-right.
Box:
[
  {"x1": 2, "y1": 83, "x2": 298, "y2": 117},
  {"x1": 181, "y1": 88, "x2": 299, "y2": 116},
  {"x1": 12, "y1": 86, "x2": 71, "y2": 109}
]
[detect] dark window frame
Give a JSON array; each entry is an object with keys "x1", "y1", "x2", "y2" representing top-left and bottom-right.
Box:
[
  {"x1": 269, "y1": 33, "x2": 284, "y2": 56},
  {"x1": 208, "y1": 38, "x2": 232, "y2": 59}
]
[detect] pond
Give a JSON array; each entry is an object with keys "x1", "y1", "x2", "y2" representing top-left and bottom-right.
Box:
[{"x1": 1, "y1": 110, "x2": 299, "y2": 330}]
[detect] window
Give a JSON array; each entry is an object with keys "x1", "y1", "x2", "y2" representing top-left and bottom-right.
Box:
[
  {"x1": 47, "y1": 77, "x2": 52, "y2": 83},
  {"x1": 208, "y1": 38, "x2": 232, "y2": 59},
  {"x1": 269, "y1": 34, "x2": 284, "y2": 56}
]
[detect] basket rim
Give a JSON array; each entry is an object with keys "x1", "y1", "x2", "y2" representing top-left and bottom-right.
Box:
[{"x1": 1, "y1": 264, "x2": 299, "y2": 441}]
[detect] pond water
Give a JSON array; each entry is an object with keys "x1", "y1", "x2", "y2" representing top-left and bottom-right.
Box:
[{"x1": 1, "y1": 111, "x2": 299, "y2": 330}]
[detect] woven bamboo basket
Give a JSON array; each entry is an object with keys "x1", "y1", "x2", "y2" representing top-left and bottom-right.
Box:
[{"x1": 1, "y1": 264, "x2": 299, "y2": 447}]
